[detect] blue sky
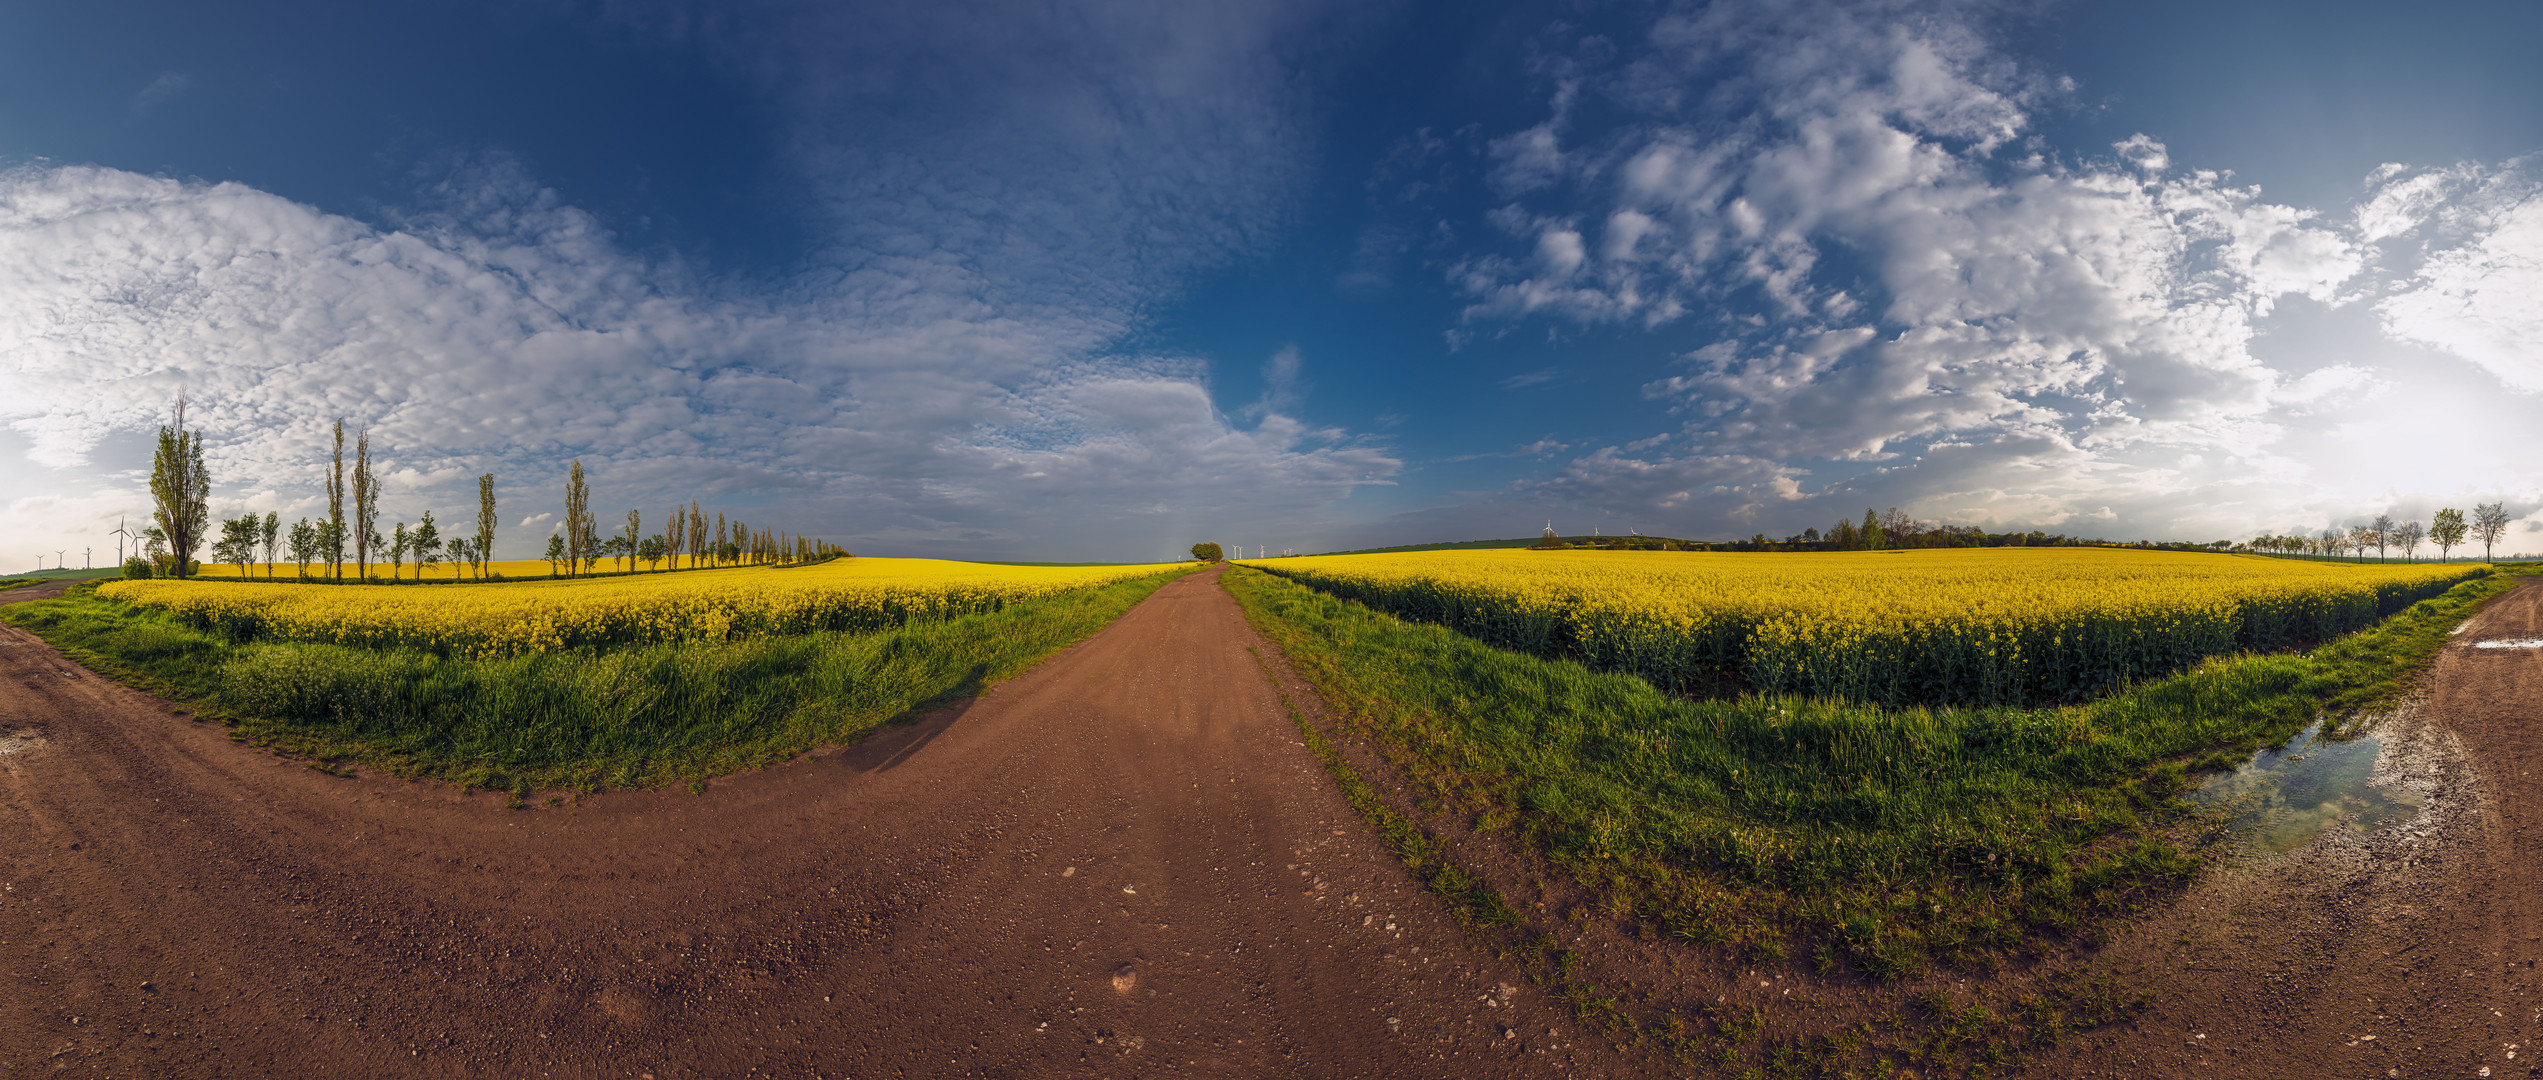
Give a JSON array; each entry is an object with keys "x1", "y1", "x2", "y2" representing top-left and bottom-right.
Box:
[{"x1": 4, "y1": 0, "x2": 2541, "y2": 566}]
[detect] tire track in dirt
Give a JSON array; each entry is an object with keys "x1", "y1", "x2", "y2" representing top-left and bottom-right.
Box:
[{"x1": 0, "y1": 568, "x2": 1632, "y2": 1078}]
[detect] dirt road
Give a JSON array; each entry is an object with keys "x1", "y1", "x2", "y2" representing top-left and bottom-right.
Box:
[
  {"x1": 0, "y1": 569, "x2": 1628, "y2": 1078},
  {"x1": 2045, "y1": 580, "x2": 2543, "y2": 1078}
]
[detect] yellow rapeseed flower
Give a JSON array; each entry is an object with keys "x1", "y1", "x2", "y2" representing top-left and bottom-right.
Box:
[
  {"x1": 104, "y1": 557, "x2": 1189, "y2": 659},
  {"x1": 1240, "y1": 548, "x2": 2486, "y2": 705}
]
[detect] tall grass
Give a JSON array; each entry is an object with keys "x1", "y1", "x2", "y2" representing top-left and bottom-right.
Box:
[
  {"x1": 1223, "y1": 565, "x2": 2517, "y2": 977},
  {"x1": 6, "y1": 571, "x2": 1184, "y2": 792}
]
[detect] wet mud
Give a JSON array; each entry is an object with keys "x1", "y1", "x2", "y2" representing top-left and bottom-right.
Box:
[{"x1": 2046, "y1": 580, "x2": 2543, "y2": 1079}]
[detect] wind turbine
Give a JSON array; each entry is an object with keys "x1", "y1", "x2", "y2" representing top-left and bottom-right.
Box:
[
  {"x1": 111, "y1": 516, "x2": 133, "y2": 565},
  {"x1": 84, "y1": 547, "x2": 92, "y2": 569},
  {"x1": 56, "y1": 550, "x2": 67, "y2": 571}
]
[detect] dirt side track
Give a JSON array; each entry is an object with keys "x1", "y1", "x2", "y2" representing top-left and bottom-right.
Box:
[
  {"x1": 0, "y1": 569, "x2": 1633, "y2": 1079},
  {"x1": 2045, "y1": 579, "x2": 2543, "y2": 1078}
]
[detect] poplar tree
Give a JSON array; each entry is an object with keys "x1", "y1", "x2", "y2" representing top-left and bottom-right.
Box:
[
  {"x1": 353, "y1": 428, "x2": 378, "y2": 581},
  {"x1": 476, "y1": 473, "x2": 499, "y2": 579},
  {"x1": 689, "y1": 501, "x2": 705, "y2": 567},
  {"x1": 259, "y1": 511, "x2": 280, "y2": 578},
  {"x1": 625, "y1": 509, "x2": 641, "y2": 574},
  {"x1": 665, "y1": 506, "x2": 684, "y2": 571},
  {"x1": 149, "y1": 396, "x2": 211, "y2": 580},
  {"x1": 563, "y1": 460, "x2": 590, "y2": 578},
  {"x1": 327, "y1": 420, "x2": 347, "y2": 582}
]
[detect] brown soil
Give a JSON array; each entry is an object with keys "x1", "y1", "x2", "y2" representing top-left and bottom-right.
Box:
[
  {"x1": 2037, "y1": 579, "x2": 2543, "y2": 1078},
  {"x1": 12, "y1": 568, "x2": 2540, "y2": 1079},
  {"x1": 0, "y1": 567, "x2": 1638, "y2": 1078}
]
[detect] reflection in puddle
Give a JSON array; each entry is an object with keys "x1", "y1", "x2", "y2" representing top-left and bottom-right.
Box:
[
  {"x1": 2473, "y1": 639, "x2": 2543, "y2": 649},
  {"x1": 2194, "y1": 723, "x2": 2421, "y2": 853}
]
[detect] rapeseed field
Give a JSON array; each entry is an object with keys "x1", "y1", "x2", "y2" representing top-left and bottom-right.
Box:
[
  {"x1": 196, "y1": 559, "x2": 560, "y2": 581},
  {"x1": 104, "y1": 557, "x2": 1187, "y2": 658},
  {"x1": 1241, "y1": 548, "x2": 2488, "y2": 704}
]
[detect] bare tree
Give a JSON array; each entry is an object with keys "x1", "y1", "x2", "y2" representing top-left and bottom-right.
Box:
[
  {"x1": 2399, "y1": 519, "x2": 2426, "y2": 560},
  {"x1": 2369, "y1": 513, "x2": 2397, "y2": 561},
  {"x1": 2474, "y1": 502, "x2": 2511, "y2": 562}
]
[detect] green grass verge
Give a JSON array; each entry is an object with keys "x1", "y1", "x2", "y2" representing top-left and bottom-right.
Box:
[
  {"x1": 1223, "y1": 564, "x2": 2519, "y2": 980},
  {"x1": 5, "y1": 570, "x2": 1188, "y2": 795}
]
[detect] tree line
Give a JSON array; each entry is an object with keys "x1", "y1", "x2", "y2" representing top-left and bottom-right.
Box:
[
  {"x1": 1727, "y1": 508, "x2": 2094, "y2": 553},
  {"x1": 139, "y1": 404, "x2": 848, "y2": 583},
  {"x1": 2245, "y1": 503, "x2": 2512, "y2": 562},
  {"x1": 532, "y1": 458, "x2": 848, "y2": 578}
]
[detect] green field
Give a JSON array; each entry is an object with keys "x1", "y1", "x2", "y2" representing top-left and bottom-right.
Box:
[
  {"x1": 0, "y1": 567, "x2": 125, "y2": 584},
  {"x1": 1223, "y1": 563, "x2": 2518, "y2": 980}
]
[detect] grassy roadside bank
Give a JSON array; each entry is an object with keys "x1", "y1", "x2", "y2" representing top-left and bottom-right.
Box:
[
  {"x1": 4, "y1": 570, "x2": 1188, "y2": 794},
  {"x1": 1223, "y1": 564, "x2": 2521, "y2": 979}
]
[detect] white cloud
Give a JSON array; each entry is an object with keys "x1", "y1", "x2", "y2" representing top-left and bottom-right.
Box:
[
  {"x1": 131, "y1": 71, "x2": 190, "y2": 115},
  {"x1": 1430, "y1": 0, "x2": 2543, "y2": 545},
  {"x1": 0, "y1": 1, "x2": 1406, "y2": 567},
  {"x1": 2377, "y1": 164, "x2": 2543, "y2": 391},
  {"x1": 2113, "y1": 134, "x2": 2169, "y2": 173}
]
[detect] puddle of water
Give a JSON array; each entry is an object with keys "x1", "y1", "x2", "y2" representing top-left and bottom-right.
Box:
[
  {"x1": 2194, "y1": 723, "x2": 2421, "y2": 853},
  {"x1": 2473, "y1": 639, "x2": 2543, "y2": 649}
]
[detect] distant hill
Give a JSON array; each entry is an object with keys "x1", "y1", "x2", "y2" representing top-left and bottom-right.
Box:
[
  {"x1": 0, "y1": 566, "x2": 123, "y2": 583},
  {"x1": 1309, "y1": 535, "x2": 1708, "y2": 556}
]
